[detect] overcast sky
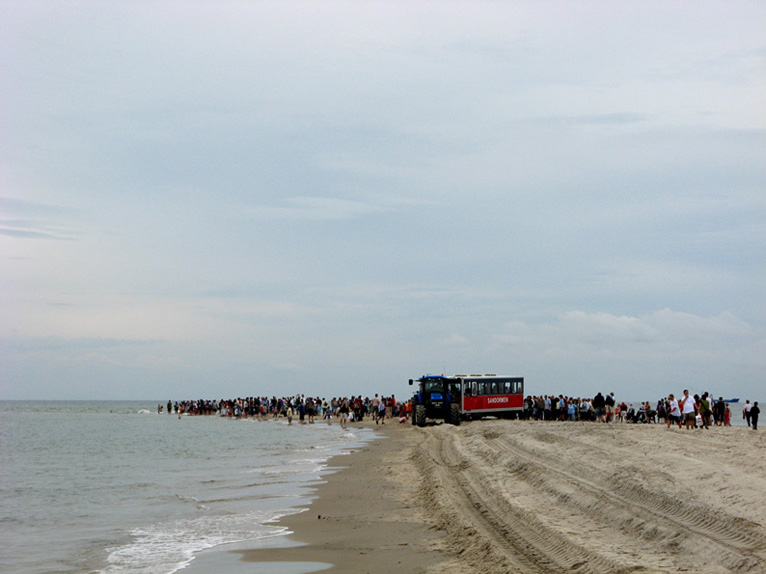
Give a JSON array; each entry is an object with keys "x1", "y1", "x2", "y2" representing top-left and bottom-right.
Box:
[{"x1": 2, "y1": 1, "x2": 764, "y2": 402}]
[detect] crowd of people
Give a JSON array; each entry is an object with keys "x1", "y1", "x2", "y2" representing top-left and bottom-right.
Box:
[
  {"x1": 523, "y1": 392, "x2": 759, "y2": 430},
  {"x1": 158, "y1": 394, "x2": 408, "y2": 428},
  {"x1": 664, "y1": 392, "x2": 759, "y2": 430},
  {"x1": 159, "y1": 391, "x2": 759, "y2": 431}
]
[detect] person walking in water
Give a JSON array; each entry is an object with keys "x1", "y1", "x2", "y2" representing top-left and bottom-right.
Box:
[{"x1": 339, "y1": 398, "x2": 349, "y2": 429}]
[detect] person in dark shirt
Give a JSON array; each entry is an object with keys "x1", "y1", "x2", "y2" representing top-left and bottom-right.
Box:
[
  {"x1": 751, "y1": 402, "x2": 760, "y2": 430},
  {"x1": 592, "y1": 392, "x2": 606, "y2": 422}
]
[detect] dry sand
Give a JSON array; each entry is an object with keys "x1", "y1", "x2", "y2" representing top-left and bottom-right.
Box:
[{"x1": 240, "y1": 419, "x2": 766, "y2": 573}]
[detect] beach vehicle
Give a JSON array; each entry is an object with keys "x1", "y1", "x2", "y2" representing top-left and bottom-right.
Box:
[
  {"x1": 409, "y1": 375, "x2": 461, "y2": 427},
  {"x1": 408, "y1": 374, "x2": 524, "y2": 426},
  {"x1": 456, "y1": 374, "x2": 524, "y2": 419}
]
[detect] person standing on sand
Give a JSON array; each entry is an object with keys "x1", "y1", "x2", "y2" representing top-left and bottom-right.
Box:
[
  {"x1": 378, "y1": 397, "x2": 387, "y2": 424},
  {"x1": 371, "y1": 394, "x2": 380, "y2": 423},
  {"x1": 667, "y1": 394, "x2": 682, "y2": 429},
  {"x1": 593, "y1": 392, "x2": 606, "y2": 422},
  {"x1": 699, "y1": 392, "x2": 712, "y2": 429},
  {"x1": 605, "y1": 392, "x2": 616, "y2": 422},
  {"x1": 743, "y1": 400, "x2": 752, "y2": 427},
  {"x1": 679, "y1": 389, "x2": 696, "y2": 430},
  {"x1": 751, "y1": 402, "x2": 760, "y2": 430},
  {"x1": 714, "y1": 397, "x2": 725, "y2": 426}
]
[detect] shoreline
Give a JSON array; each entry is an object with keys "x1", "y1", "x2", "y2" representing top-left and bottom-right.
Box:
[{"x1": 235, "y1": 419, "x2": 445, "y2": 573}]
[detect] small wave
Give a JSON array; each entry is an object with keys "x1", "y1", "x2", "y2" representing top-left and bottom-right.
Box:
[
  {"x1": 174, "y1": 495, "x2": 207, "y2": 509},
  {"x1": 101, "y1": 511, "x2": 289, "y2": 574},
  {"x1": 245, "y1": 459, "x2": 328, "y2": 477}
]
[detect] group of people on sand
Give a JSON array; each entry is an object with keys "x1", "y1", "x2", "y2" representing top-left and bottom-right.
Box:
[
  {"x1": 160, "y1": 391, "x2": 759, "y2": 430},
  {"x1": 159, "y1": 394, "x2": 407, "y2": 428},
  {"x1": 664, "y1": 391, "x2": 759, "y2": 430},
  {"x1": 522, "y1": 391, "x2": 759, "y2": 429},
  {"x1": 523, "y1": 393, "x2": 664, "y2": 423},
  {"x1": 742, "y1": 400, "x2": 759, "y2": 429},
  {"x1": 524, "y1": 393, "x2": 622, "y2": 422}
]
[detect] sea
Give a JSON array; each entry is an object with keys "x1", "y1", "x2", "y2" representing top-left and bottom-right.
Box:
[{"x1": 0, "y1": 401, "x2": 377, "y2": 574}]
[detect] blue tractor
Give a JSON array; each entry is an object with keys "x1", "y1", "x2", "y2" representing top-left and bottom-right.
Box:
[{"x1": 409, "y1": 375, "x2": 461, "y2": 427}]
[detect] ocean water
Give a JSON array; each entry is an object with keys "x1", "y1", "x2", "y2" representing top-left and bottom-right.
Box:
[{"x1": 0, "y1": 401, "x2": 375, "y2": 574}]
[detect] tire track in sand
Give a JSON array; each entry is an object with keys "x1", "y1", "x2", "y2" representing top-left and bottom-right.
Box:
[
  {"x1": 414, "y1": 428, "x2": 633, "y2": 574},
  {"x1": 477, "y1": 429, "x2": 766, "y2": 573}
]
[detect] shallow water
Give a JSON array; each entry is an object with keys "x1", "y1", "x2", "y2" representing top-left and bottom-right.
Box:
[{"x1": 0, "y1": 401, "x2": 374, "y2": 574}]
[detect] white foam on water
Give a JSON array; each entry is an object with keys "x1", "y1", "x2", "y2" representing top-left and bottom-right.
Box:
[
  {"x1": 245, "y1": 458, "x2": 328, "y2": 477},
  {"x1": 101, "y1": 510, "x2": 291, "y2": 574}
]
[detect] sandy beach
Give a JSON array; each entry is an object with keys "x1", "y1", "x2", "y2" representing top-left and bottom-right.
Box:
[{"x1": 240, "y1": 419, "x2": 766, "y2": 573}]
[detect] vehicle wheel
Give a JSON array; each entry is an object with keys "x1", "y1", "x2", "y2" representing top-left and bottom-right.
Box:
[
  {"x1": 449, "y1": 402, "x2": 461, "y2": 425},
  {"x1": 415, "y1": 404, "x2": 426, "y2": 427}
]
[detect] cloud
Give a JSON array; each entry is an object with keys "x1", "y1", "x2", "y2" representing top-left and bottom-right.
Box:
[
  {"x1": 0, "y1": 226, "x2": 74, "y2": 240},
  {"x1": 1, "y1": 336, "x2": 158, "y2": 355},
  {"x1": 442, "y1": 333, "x2": 470, "y2": 347},
  {"x1": 490, "y1": 309, "x2": 764, "y2": 384},
  {"x1": 0, "y1": 198, "x2": 63, "y2": 215},
  {"x1": 239, "y1": 196, "x2": 395, "y2": 221},
  {"x1": 1, "y1": 2, "x2": 763, "y2": 401},
  {"x1": 470, "y1": 309, "x2": 765, "y2": 401},
  {"x1": 529, "y1": 112, "x2": 649, "y2": 128},
  {"x1": 495, "y1": 309, "x2": 756, "y2": 352},
  {"x1": 0, "y1": 198, "x2": 77, "y2": 240}
]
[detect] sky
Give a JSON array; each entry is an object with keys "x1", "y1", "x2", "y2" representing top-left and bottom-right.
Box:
[{"x1": 1, "y1": 1, "x2": 764, "y2": 402}]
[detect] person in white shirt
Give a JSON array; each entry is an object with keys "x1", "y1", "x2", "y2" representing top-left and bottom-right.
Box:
[
  {"x1": 679, "y1": 389, "x2": 696, "y2": 430},
  {"x1": 666, "y1": 394, "x2": 682, "y2": 429}
]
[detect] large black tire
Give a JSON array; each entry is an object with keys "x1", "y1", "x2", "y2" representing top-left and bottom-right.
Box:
[
  {"x1": 449, "y1": 402, "x2": 461, "y2": 425},
  {"x1": 415, "y1": 404, "x2": 426, "y2": 427}
]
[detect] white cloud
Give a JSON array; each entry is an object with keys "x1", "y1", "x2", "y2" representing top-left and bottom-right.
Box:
[
  {"x1": 442, "y1": 333, "x2": 470, "y2": 347},
  {"x1": 239, "y1": 196, "x2": 388, "y2": 222},
  {"x1": 489, "y1": 309, "x2": 764, "y2": 397}
]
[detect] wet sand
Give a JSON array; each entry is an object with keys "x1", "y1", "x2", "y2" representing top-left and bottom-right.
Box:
[
  {"x1": 237, "y1": 420, "x2": 444, "y2": 573},
  {"x1": 238, "y1": 419, "x2": 766, "y2": 573}
]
